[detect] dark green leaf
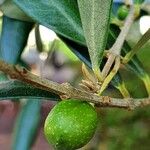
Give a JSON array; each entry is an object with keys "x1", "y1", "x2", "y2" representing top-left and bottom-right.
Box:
[
  {"x1": 58, "y1": 35, "x2": 91, "y2": 68},
  {"x1": 0, "y1": 80, "x2": 60, "y2": 100},
  {"x1": 134, "y1": 0, "x2": 145, "y2": 4},
  {"x1": 110, "y1": 72, "x2": 123, "y2": 88},
  {"x1": 0, "y1": 16, "x2": 33, "y2": 64},
  {"x1": 12, "y1": 100, "x2": 41, "y2": 150},
  {"x1": 14, "y1": 0, "x2": 85, "y2": 45}
]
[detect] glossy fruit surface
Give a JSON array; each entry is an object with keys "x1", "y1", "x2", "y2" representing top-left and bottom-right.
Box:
[
  {"x1": 44, "y1": 99, "x2": 98, "y2": 150},
  {"x1": 117, "y1": 5, "x2": 129, "y2": 20}
]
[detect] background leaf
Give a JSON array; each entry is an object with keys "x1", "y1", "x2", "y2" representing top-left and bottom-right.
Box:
[
  {"x1": 0, "y1": 16, "x2": 33, "y2": 64},
  {"x1": 14, "y1": 0, "x2": 85, "y2": 45},
  {"x1": 134, "y1": 0, "x2": 145, "y2": 4},
  {"x1": 12, "y1": 100, "x2": 41, "y2": 150},
  {"x1": 58, "y1": 35, "x2": 91, "y2": 68},
  {"x1": 77, "y1": 0, "x2": 113, "y2": 70},
  {"x1": 0, "y1": 80, "x2": 60, "y2": 101}
]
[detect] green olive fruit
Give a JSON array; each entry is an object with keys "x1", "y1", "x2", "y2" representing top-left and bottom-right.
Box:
[
  {"x1": 117, "y1": 5, "x2": 129, "y2": 20},
  {"x1": 44, "y1": 99, "x2": 98, "y2": 150}
]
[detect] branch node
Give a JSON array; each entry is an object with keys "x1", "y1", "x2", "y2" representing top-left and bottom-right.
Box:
[
  {"x1": 127, "y1": 99, "x2": 136, "y2": 110},
  {"x1": 15, "y1": 65, "x2": 28, "y2": 76},
  {"x1": 101, "y1": 96, "x2": 111, "y2": 105},
  {"x1": 60, "y1": 94, "x2": 70, "y2": 100}
]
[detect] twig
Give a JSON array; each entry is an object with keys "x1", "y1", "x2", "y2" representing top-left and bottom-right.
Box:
[
  {"x1": 110, "y1": 5, "x2": 134, "y2": 55},
  {"x1": 98, "y1": 56, "x2": 120, "y2": 95},
  {"x1": 82, "y1": 63, "x2": 97, "y2": 83},
  {"x1": 0, "y1": 59, "x2": 150, "y2": 109},
  {"x1": 101, "y1": 53, "x2": 116, "y2": 79},
  {"x1": 102, "y1": 4, "x2": 134, "y2": 79}
]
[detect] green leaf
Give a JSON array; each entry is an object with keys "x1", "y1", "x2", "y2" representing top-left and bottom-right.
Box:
[
  {"x1": 0, "y1": 0, "x2": 32, "y2": 22},
  {"x1": 0, "y1": 16, "x2": 33, "y2": 64},
  {"x1": 134, "y1": 0, "x2": 145, "y2": 4},
  {"x1": 13, "y1": 0, "x2": 85, "y2": 45},
  {"x1": 0, "y1": 80, "x2": 60, "y2": 100},
  {"x1": 77, "y1": 0, "x2": 113, "y2": 70},
  {"x1": 12, "y1": 100, "x2": 41, "y2": 150}
]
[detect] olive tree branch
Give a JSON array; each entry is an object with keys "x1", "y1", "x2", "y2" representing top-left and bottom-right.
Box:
[{"x1": 0, "y1": 59, "x2": 150, "y2": 109}]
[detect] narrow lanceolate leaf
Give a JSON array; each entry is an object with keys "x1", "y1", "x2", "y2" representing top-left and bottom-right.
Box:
[
  {"x1": 0, "y1": 16, "x2": 33, "y2": 64},
  {"x1": 13, "y1": 0, "x2": 85, "y2": 45},
  {"x1": 0, "y1": 80, "x2": 60, "y2": 100},
  {"x1": 77, "y1": 0, "x2": 113, "y2": 71},
  {"x1": 12, "y1": 100, "x2": 41, "y2": 150}
]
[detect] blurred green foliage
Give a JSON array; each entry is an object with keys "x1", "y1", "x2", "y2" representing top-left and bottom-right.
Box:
[
  {"x1": 97, "y1": 107, "x2": 150, "y2": 150},
  {"x1": 0, "y1": 1, "x2": 150, "y2": 150}
]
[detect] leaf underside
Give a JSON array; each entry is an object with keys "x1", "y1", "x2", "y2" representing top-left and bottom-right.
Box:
[
  {"x1": 12, "y1": 100, "x2": 41, "y2": 150},
  {"x1": 77, "y1": 0, "x2": 113, "y2": 69},
  {"x1": 0, "y1": 16, "x2": 33, "y2": 64},
  {"x1": 0, "y1": 80, "x2": 60, "y2": 101}
]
